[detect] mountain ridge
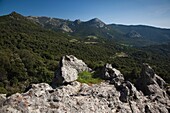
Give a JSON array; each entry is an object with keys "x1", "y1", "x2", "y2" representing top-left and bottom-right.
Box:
[
  {"x1": 17, "y1": 12, "x2": 170, "y2": 46},
  {"x1": 7, "y1": 11, "x2": 170, "y2": 29}
]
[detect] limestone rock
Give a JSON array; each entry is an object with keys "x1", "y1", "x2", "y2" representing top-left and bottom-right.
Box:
[
  {"x1": 0, "y1": 83, "x2": 53, "y2": 113},
  {"x1": 87, "y1": 18, "x2": 106, "y2": 28},
  {"x1": 166, "y1": 86, "x2": 170, "y2": 96},
  {"x1": 60, "y1": 24, "x2": 73, "y2": 32},
  {"x1": 74, "y1": 19, "x2": 81, "y2": 25},
  {"x1": 0, "y1": 94, "x2": 6, "y2": 107},
  {"x1": 0, "y1": 82, "x2": 117, "y2": 113},
  {"x1": 135, "y1": 63, "x2": 170, "y2": 112},
  {"x1": 27, "y1": 16, "x2": 73, "y2": 32},
  {"x1": 102, "y1": 63, "x2": 124, "y2": 86},
  {"x1": 126, "y1": 30, "x2": 143, "y2": 38},
  {"x1": 1, "y1": 80, "x2": 169, "y2": 113},
  {"x1": 136, "y1": 63, "x2": 167, "y2": 96},
  {"x1": 118, "y1": 81, "x2": 143, "y2": 103},
  {"x1": 52, "y1": 55, "x2": 91, "y2": 86}
]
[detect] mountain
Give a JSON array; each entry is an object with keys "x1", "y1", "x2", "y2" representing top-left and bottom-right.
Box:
[
  {"x1": 27, "y1": 16, "x2": 73, "y2": 32},
  {"x1": 85, "y1": 18, "x2": 106, "y2": 28},
  {"x1": 27, "y1": 14, "x2": 170, "y2": 46},
  {"x1": 109, "y1": 24, "x2": 170, "y2": 45},
  {"x1": 0, "y1": 12, "x2": 170, "y2": 95}
]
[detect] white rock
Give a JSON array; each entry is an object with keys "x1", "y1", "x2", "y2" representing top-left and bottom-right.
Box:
[{"x1": 52, "y1": 55, "x2": 91, "y2": 86}]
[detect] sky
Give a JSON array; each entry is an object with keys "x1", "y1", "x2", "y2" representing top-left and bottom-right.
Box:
[{"x1": 0, "y1": 0, "x2": 170, "y2": 28}]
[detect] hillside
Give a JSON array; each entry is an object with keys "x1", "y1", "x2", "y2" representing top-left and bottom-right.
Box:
[{"x1": 0, "y1": 12, "x2": 170, "y2": 94}]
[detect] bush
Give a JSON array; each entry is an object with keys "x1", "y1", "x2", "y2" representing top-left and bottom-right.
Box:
[
  {"x1": 77, "y1": 71, "x2": 102, "y2": 84},
  {"x1": 0, "y1": 87, "x2": 7, "y2": 94}
]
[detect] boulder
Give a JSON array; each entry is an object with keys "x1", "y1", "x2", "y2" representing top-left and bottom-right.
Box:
[
  {"x1": 52, "y1": 55, "x2": 91, "y2": 87},
  {"x1": 118, "y1": 81, "x2": 142, "y2": 103},
  {"x1": 101, "y1": 63, "x2": 124, "y2": 86}
]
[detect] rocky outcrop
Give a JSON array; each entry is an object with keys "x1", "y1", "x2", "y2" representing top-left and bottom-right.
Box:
[
  {"x1": 126, "y1": 30, "x2": 143, "y2": 38},
  {"x1": 27, "y1": 16, "x2": 73, "y2": 32},
  {"x1": 60, "y1": 24, "x2": 73, "y2": 32},
  {"x1": 87, "y1": 18, "x2": 106, "y2": 28},
  {"x1": 0, "y1": 56, "x2": 169, "y2": 113},
  {"x1": 167, "y1": 86, "x2": 170, "y2": 96},
  {"x1": 101, "y1": 63, "x2": 124, "y2": 86},
  {"x1": 135, "y1": 63, "x2": 170, "y2": 111},
  {"x1": 0, "y1": 94, "x2": 6, "y2": 107},
  {"x1": 52, "y1": 55, "x2": 91, "y2": 87},
  {"x1": 74, "y1": 19, "x2": 81, "y2": 25},
  {"x1": 1, "y1": 81, "x2": 169, "y2": 113},
  {"x1": 136, "y1": 63, "x2": 167, "y2": 95}
]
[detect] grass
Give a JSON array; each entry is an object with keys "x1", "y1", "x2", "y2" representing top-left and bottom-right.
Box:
[{"x1": 77, "y1": 71, "x2": 102, "y2": 84}]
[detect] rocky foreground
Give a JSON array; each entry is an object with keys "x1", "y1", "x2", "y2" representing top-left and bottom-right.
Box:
[{"x1": 0, "y1": 55, "x2": 170, "y2": 113}]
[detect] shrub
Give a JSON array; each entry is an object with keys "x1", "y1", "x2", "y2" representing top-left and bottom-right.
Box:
[
  {"x1": 77, "y1": 71, "x2": 102, "y2": 84},
  {"x1": 0, "y1": 87, "x2": 7, "y2": 94}
]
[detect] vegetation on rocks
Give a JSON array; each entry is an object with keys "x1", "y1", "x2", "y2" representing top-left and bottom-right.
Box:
[{"x1": 77, "y1": 71, "x2": 102, "y2": 84}]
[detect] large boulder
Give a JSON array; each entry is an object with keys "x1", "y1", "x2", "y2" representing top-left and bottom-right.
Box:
[{"x1": 52, "y1": 55, "x2": 91, "y2": 87}]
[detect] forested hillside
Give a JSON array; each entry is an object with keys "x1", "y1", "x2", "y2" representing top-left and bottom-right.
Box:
[{"x1": 0, "y1": 12, "x2": 170, "y2": 94}]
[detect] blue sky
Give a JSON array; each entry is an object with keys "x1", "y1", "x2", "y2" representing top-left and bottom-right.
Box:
[{"x1": 0, "y1": 0, "x2": 170, "y2": 28}]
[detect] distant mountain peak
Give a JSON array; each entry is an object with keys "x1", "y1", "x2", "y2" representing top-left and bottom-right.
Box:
[
  {"x1": 9, "y1": 11, "x2": 22, "y2": 16},
  {"x1": 10, "y1": 11, "x2": 18, "y2": 14},
  {"x1": 90, "y1": 18, "x2": 102, "y2": 22},
  {"x1": 8, "y1": 11, "x2": 25, "y2": 20},
  {"x1": 74, "y1": 19, "x2": 81, "y2": 24},
  {"x1": 88, "y1": 18, "x2": 105, "y2": 28}
]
